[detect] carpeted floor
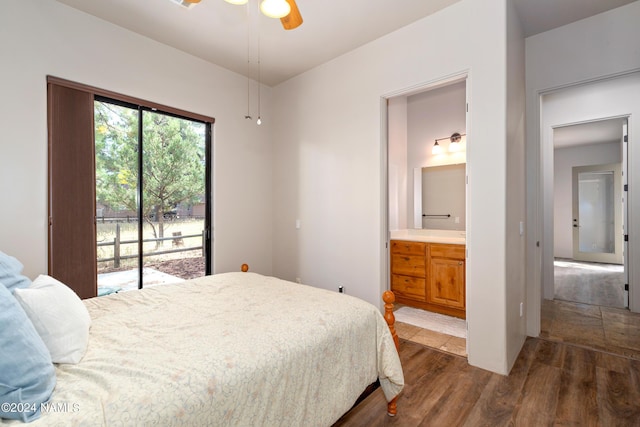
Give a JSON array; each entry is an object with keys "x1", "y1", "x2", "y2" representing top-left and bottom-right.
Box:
[{"x1": 553, "y1": 259, "x2": 625, "y2": 308}]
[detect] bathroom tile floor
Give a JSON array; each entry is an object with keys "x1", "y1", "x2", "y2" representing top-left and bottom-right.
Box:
[
  {"x1": 395, "y1": 319, "x2": 467, "y2": 357},
  {"x1": 540, "y1": 298, "x2": 640, "y2": 360}
]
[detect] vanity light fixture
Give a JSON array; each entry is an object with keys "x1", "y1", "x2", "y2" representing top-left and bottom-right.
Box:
[
  {"x1": 432, "y1": 140, "x2": 442, "y2": 155},
  {"x1": 448, "y1": 132, "x2": 462, "y2": 152},
  {"x1": 432, "y1": 132, "x2": 466, "y2": 154}
]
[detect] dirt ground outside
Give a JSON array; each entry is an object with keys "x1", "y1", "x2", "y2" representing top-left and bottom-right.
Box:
[
  {"x1": 99, "y1": 252, "x2": 205, "y2": 280},
  {"x1": 145, "y1": 256, "x2": 205, "y2": 280}
]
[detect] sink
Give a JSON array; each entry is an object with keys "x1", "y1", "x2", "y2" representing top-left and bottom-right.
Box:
[{"x1": 390, "y1": 229, "x2": 466, "y2": 244}]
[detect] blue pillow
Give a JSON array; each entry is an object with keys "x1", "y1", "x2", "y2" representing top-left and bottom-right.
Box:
[
  {"x1": 0, "y1": 283, "x2": 56, "y2": 422},
  {"x1": 0, "y1": 251, "x2": 31, "y2": 292}
]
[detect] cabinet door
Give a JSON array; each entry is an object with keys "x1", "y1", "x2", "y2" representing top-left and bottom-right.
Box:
[{"x1": 428, "y1": 257, "x2": 465, "y2": 309}]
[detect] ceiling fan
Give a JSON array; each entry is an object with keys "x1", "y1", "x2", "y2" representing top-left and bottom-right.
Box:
[{"x1": 183, "y1": 0, "x2": 303, "y2": 30}]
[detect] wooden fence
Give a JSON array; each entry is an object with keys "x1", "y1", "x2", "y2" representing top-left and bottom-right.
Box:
[{"x1": 97, "y1": 223, "x2": 205, "y2": 267}]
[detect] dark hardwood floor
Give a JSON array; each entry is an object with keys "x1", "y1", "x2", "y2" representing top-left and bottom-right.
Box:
[{"x1": 334, "y1": 338, "x2": 640, "y2": 426}]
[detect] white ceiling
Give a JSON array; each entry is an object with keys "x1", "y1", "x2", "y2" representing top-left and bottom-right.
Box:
[
  {"x1": 512, "y1": 0, "x2": 636, "y2": 37},
  {"x1": 54, "y1": 0, "x2": 636, "y2": 87},
  {"x1": 54, "y1": 0, "x2": 461, "y2": 87},
  {"x1": 53, "y1": 0, "x2": 635, "y2": 147}
]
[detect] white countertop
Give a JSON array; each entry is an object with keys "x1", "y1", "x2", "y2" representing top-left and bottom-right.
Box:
[{"x1": 390, "y1": 229, "x2": 466, "y2": 245}]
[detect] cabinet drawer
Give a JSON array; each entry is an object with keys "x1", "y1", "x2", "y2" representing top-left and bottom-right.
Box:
[
  {"x1": 429, "y1": 243, "x2": 465, "y2": 260},
  {"x1": 391, "y1": 240, "x2": 426, "y2": 256},
  {"x1": 391, "y1": 274, "x2": 426, "y2": 299},
  {"x1": 391, "y1": 254, "x2": 426, "y2": 277}
]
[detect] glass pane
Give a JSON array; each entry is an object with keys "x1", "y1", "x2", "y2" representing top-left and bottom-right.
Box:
[
  {"x1": 95, "y1": 101, "x2": 141, "y2": 294},
  {"x1": 141, "y1": 110, "x2": 207, "y2": 288},
  {"x1": 578, "y1": 171, "x2": 615, "y2": 254}
]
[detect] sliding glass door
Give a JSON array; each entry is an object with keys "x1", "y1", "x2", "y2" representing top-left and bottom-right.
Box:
[{"x1": 95, "y1": 98, "x2": 211, "y2": 293}]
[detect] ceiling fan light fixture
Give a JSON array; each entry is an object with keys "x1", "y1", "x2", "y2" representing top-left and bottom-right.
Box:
[
  {"x1": 260, "y1": 0, "x2": 291, "y2": 19},
  {"x1": 280, "y1": 0, "x2": 302, "y2": 30}
]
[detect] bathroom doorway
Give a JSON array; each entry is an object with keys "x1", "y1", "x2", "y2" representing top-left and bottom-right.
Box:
[{"x1": 384, "y1": 74, "x2": 468, "y2": 356}]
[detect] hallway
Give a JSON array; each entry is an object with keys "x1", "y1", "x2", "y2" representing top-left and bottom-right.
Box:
[{"x1": 541, "y1": 298, "x2": 640, "y2": 360}]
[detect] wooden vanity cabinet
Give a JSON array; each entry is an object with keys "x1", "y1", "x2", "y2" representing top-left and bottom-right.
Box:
[
  {"x1": 390, "y1": 240, "x2": 427, "y2": 301},
  {"x1": 427, "y1": 243, "x2": 465, "y2": 312},
  {"x1": 390, "y1": 239, "x2": 465, "y2": 319}
]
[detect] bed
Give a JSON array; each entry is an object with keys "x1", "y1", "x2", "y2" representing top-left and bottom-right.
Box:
[{"x1": 1, "y1": 265, "x2": 403, "y2": 426}]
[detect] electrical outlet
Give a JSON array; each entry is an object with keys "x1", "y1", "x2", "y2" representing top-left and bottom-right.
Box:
[{"x1": 296, "y1": 277, "x2": 301, "y2": 284}]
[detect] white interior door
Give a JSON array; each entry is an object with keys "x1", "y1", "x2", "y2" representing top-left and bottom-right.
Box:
[{"x1": 572, "y1": 162, "x2": 623, "y2": 264}]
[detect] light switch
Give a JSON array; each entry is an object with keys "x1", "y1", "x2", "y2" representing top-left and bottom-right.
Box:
[{"x1": 295, "y1": 219, "x2": 301, "y2": 229}]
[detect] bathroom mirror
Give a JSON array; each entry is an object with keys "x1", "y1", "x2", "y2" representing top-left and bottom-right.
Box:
[{"x1": 413, "y1": 163, "x2": 466, "y2": 230}]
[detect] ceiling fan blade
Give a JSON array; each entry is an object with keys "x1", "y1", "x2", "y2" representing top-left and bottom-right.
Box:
[
  {"x1": 182, "y1": 0, "x2": 201, "y2": 3},
  {"x1": 280, "y1": 0, "x2": 303, "y2": 30}
]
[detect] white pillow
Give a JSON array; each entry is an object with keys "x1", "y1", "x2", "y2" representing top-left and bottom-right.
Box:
[{"x1": 14, "y1": 275, "x2": 91, "y2": 364}]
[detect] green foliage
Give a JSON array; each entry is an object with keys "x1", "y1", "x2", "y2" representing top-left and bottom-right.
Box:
[
  {"x1": 95, "y1": 101, "x2": 205, "y2": 237},
  {"x1": 95, "y1": 102, "x2": 139, "y2": 213}
]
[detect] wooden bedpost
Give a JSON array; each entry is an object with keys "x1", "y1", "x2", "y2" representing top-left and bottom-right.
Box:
[
  {"x1": 382, "y1": 290, "x2": 399, "y2": 416},
  {"x1": 383, "y1": 290, "x2": 399, "y2": 353},
  {"x1": 241, "y1": 264, "x2": 249, "y2": 272}
]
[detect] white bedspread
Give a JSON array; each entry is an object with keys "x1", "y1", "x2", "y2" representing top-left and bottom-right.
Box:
[{"x1": 9, "y1": 272, "x2": 403, "y2": 426}]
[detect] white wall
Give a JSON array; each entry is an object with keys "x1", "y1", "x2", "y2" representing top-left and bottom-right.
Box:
[
  {"x1": 554, "y1": 142, "x2": 621, "y2": 258},
  {"x1": 0, "y1": 0, "x2": 274, "y2": 278},
  {"x1": 387, "y1": 80, "x2": 466, "y2": 232},
  {"x1": 505, "y1": 0, "x2": 527, "y2": 371},
  {"x1": 407, "y1": 81, "x2": 467, "y2": 170},
  {"x1": 406, "y1": 81, "x2": 467, "y2": 228},
  {"x1": 273, "y1": 0, "x2": 517, "y2": 374},
  {"x1": 387, "y1": 97, "x2": 408, "y2": 231},
  {"x1": 526, "y1": 0, "x2": 640, "y2": 332}
]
